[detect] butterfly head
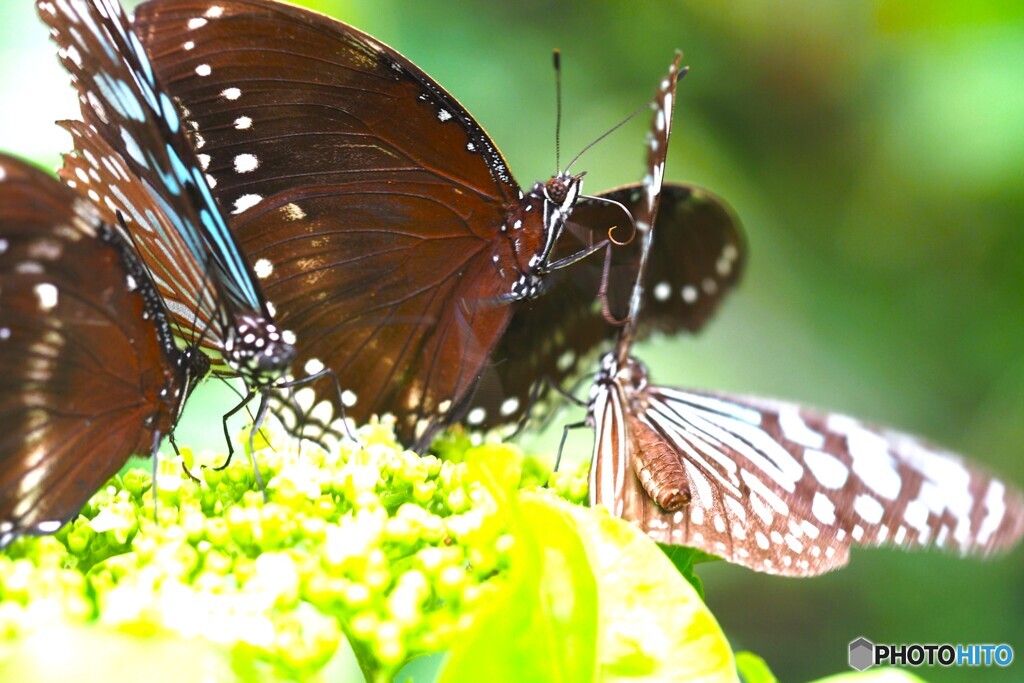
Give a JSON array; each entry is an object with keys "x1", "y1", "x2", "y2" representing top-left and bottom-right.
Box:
[
  {"x1": 224, "y1": 315, "x2": 297, "y2": 387},
  {"x1": 542, "y1": 171, "x2": 585, "y2": 213},
  {"x1": 500, "y1": 172, "x2": 586, "y2": 301},
  {"x1": 178, "y1": 345, "x2": 211, "y2": 380},
  {"x1": 592, "y1": 352, "x2": 649, "y2": 401}
]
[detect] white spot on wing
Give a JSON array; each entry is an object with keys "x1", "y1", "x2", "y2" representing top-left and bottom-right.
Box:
[
  {"x1": 187, "y1": 17, "x2": 208, "y2": 29},
  {"x1": 254, "y1": 258, "x2": 273, "y2": 278},
  {"x1": 811, "y1": 491, "x2": 836, "y2": 525},
  {"x1": 500, "y1": 397, "x2": 520, "y2": 417},
  {"x1": 234, "y1": 153, "x2": 258, "y2": 173},
  {"x1": 36, "y1": 520, "x2": 62, "y2": 533},
  {"x1": 779, "y1": 409, "x2": 825, "y2": 449},
  {"x1": 222, "y1": 87, "x2": 241, "y2": 101},
  {"x1": 854, "y1": 493, "x2": 884, "y2": 525},
  {"x1": 903, "y1": 500, "x2": 929, "y2": 534},
  {"x1": 804, "y1": 449, "x2": 848, "y2": 489},
  {"x1": 34, "y1": 283, "x2": 58, "y2": 311},
  {"x1": 977, "y1": 480, "x2": 1006, "y2": 545},
  {"x1": 232, "y1": 194, "x2": 262, "y2": 214},
  {"x1": 832, "y1": 415, "x2": 902, "y2": 500}
]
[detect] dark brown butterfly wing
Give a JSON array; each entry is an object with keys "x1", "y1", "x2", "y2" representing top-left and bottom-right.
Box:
[
  {"x1": 467, "y1": 183, "x2": 746, "y2": 433},
  {"x1": 0, "y1": 154, "x2": 186, "y2": 545},
  {"x1": 133, "y1": 0, "x2": 564, "y2": 446},
  {"x1": 462, "y1": 54, "x2": 741, "y2": 434}
]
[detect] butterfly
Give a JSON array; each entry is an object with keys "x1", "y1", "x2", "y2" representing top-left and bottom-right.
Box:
[
  {"x1": 460, "y1": 54, "x2": 745, "y2": 438},
  {"x1": 582, "y1": 71, "x2": 1024, "y2": 577},
  {"x1": 128, "y1": 0, "x2": 687, "y2": 449},
  {"x1": 0, "y1": 153, "x2": 205, "y2": 548},
  {"x1": 39, "y1": 0, "x2": 299, "y2": 464}
]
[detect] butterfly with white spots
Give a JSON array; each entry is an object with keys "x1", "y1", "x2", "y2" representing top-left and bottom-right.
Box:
[
  {"x1": 582, "y1": 53, "x2": 1024, "y2": 577},
  {"x1": 39, "y1": 0, "x2": 297, "y2": 423},
  {"x1": 588, "y1": 366, "x2": 1024, "y2": 576}
]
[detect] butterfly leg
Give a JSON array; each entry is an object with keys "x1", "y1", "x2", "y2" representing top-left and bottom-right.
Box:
[
  {"x1": 276, "y1": 367, "x2": 357, "y2": 443},
  {"x1": 548, "y1": 376, "x2": 589, "y2": 407},
  {"x1": 502, "y1": 375, "x2": 588, "y2": 441},
  {"x1": 556, "y1": 419, "x2": 590, "y2": 472},
  {"x1": 214, "y1": 389, "x2": 257, "y2": 470},
  {"x1": 545, "y1": 239, "x2": 609, "y2": 272},
  {"x1": 149, "y1": 429, "x2": 164, "y2": 522},
  {"x1": 247, "y1": 391, "x2": 271, "y2": 500},
  {"x1": 168, "y1": 431, "x2": 201, "y2": 483}
]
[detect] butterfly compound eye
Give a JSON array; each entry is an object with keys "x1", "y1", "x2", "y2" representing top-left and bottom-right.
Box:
[{"x1": 545, "y1": 176, "x2": 569, "y2": 205}]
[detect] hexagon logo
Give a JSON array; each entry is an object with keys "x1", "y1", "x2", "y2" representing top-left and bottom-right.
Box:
[{"x1": 849, "y1": 637, "x2": 875, "y2": 671}]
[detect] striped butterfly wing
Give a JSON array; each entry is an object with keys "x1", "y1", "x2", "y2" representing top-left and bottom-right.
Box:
[
  {"x1": 589, "y1": 367, "x2": 1024, "y2": 576},
  {"x1": 39, "y1": 0, "x2": 291, "y2": 385},
  {"x1": 0, "y1": 154, "x2": 191, "y2": 546}
]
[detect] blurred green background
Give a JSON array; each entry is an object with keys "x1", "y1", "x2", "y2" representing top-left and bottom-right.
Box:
[{"x1": 1, "y1": 0, "x2": 1021, "y2": 680}]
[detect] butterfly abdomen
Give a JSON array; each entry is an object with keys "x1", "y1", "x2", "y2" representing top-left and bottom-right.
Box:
[{"x1": 631, "y1": 416, "x2": 691, "y2": 511}]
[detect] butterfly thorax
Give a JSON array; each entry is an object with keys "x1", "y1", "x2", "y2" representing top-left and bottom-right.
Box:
[
  {"x1": 223, "y1": 315, "x2": 297, "y2": 387},
  {"x1": 503, "y1": 172, "x2": 584, "y2": 301},
  {"x1": 589, "y1": 352, "x2": 650, "y2": 411},
  {"x1": 177, "y1": 345, "x2": 211, "y2": 397},
  {"x1": 180, "y1": 346, "x2": 212, "y2": 381}
]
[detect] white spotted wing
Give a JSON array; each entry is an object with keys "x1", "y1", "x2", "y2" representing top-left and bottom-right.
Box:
[{"x1": 589, "y1": 364, "x2": 1024, "y2": 576}]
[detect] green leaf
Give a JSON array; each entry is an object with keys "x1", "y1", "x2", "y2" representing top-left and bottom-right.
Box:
[
  {"x1": 658, "y1": 544, "x2": 720, "y2": 601},
  {"x1": 564, "y1": 506, "x2": 738, "y2": 683},
  {"x1": 809, "y1": 670, "x2": 929, "y2": 683},
  {"x1": 441, "y1": 455, "x2": 598, "y2": 683},
  {"x1": 735, "y1": 651, "x2": 778, "y2": 683}
]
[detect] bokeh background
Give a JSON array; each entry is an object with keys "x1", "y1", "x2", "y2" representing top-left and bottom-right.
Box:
[{"x1": 1, "y1": 1, "x2": 1021, "y2": 680}]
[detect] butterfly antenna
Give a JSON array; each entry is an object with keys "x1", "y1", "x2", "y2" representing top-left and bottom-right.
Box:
[
  {"x1": 553, "y1": 49, "x2": 563, "y2": 173},
  {"x1": 565, "y1": 98, "x2": 650, "y2": 173},
  {"x1": 566, "y1": 63, "x2": 688, "y2": 173}
]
